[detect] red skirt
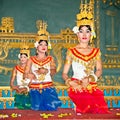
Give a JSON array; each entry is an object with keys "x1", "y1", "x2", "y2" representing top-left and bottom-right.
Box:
[{"x1": 68, "y1": 82, "x2": 110, "y2": 114}]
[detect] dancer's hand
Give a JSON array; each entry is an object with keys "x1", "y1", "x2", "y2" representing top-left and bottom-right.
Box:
[
  {"x1": 27, "y1": 73, "x2": 36, "y2": 80},
  {"x1": 72, "y1": 84, "x2": 83, "y2": 92},
  {"x1": 69, "y1": 81, "x2": 83, "y2": 92},
  {"x1": 19, "y1": 87, "x2": 28, "y2": 94},
  {"x1": 11, "y1": 85, "x2": 20, "y2": 93},
  {"x1": 35, "y1": 68, "x2": 48, "y2": 75},
  {"x1": 82, "y1": 77, "x2": 89, "y2": 88}
]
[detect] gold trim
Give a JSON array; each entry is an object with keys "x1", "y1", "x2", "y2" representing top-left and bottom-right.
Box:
[
  {"x1": 96, "y1": 0, "x2": 100, "y2": 47},
  {"x1": 0, "y1": 86, "x2": 120, "y2": 108},
  {"x1": 103, "y1": 54, "x2": 120, "y2": 68},
  {"x1": 0, "y1": 97, "x2": 14, "y2": 109},
  {"x1": 0, "y1": 97, "x2": 14, "y2": 101}
]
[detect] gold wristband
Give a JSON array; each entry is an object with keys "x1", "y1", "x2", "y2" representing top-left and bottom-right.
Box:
[
  {"x1": 88, "y1": 74, "x2": 98, "y2": 82},
  {"x1": 65, "y1": 78, "x2": 71, "y2": 86}
]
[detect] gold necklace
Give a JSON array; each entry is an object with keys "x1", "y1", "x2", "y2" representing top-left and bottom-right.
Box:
[
  {"x1": 37, "y1": 55, "x2": 46, "y2": 61},
  {"x1": 77, "y1": 46, "x2": 89, "y2": 49}
]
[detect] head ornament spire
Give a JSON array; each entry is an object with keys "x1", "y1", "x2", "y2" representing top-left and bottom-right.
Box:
[
  {"x1": 76, "y1": 0, "x2": 94, "y2": 27},
  {"x1": 36, "y1": 20, "x2": 49, "y2": 41},
  {"x1": 73, "y1": 0, "x2": 96, "y2": 39},
  {"x1": 35, "y1": 20, "x2": 51, "y2": 49}
]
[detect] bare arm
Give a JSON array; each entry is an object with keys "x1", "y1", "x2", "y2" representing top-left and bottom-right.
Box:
[
  {"x1": 24, "y1": 58, "x2": 32, "y2": 77},
  {"x1": 88, "y1": 49, "x2": 102, "y2": 83},
  {"x1": 95, "y1": 49, "x2": 102, "y2": 78},
  {"x1": 10, "y1": 67, "x2": 17, "y2": 88},
  {"x1": 95, "y1": 59, "x2": 102, "y2": 78},
  {"x1": 50, "y1": 57, "x2": 57, "y2": 76},
  {"x1": 62, "y1": 55, "x2": 82, "y2": 91},
  {"x1": 24, "y1": 58, "x2": 36, "y2": 80},
  {"x1": 10, "y1": 67, "x2": 20, "y2": 91},
  {"x1": 62, "y1": 54, "x2": 71, "y2": 81}
]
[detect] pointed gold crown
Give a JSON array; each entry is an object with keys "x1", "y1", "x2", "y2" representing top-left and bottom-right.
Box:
[
  {"x1": 76, "y1": 0, "x2": 94, "y2": 28},
  {"x1": 35, "y1": 20, "x2": 49, "y2": 41},
  {"x1": 20, "y1": 45, "x2": 30, "y2": 57},
  {"x1": 35, "y1": 20, "x2": 52, "y2": 49}
]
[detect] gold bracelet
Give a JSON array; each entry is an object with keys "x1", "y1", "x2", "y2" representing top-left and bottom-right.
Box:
[
  {"x1": 88, "y1": 74, "x2": 98, "y2": 82},
  {"x1": 65, "y1": 78, "x2": 71, "y2": 86}
]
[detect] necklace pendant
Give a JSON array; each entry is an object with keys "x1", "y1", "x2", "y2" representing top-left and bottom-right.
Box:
[{"x1": 39, "y1": 62, "x2": 42, "y2": 66}]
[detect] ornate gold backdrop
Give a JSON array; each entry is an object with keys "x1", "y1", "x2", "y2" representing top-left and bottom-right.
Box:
[{"x1": 1, "y1": 19, "x2": 119, "y2": 85}]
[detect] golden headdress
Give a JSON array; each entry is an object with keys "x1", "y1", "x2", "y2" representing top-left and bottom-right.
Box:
[
  {"x1": 35, "y1": 20, "x2": 51, "y2": 49},
  {"x1": 18, "y1": 45, "x2": 30, "y2": 58},
  {"x1": 76, "y1": 0, "x2": 94, "y2": 27},
  {"x1": 73, "y1": 0, "x2": 96, "y2": 39}
]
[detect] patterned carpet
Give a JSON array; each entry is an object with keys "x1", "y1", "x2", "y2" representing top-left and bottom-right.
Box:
[{"x1": 0, "y1": 108, "x2": 120, "y2": 120}]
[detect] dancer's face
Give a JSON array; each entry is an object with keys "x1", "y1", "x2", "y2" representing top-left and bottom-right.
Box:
[
  {"x1": 37, "y1": 40, "x2": 48, "y2": 53},
  {"x1": 77, "y1": 26, "x2": 91, "y2": 43},
  {"x1": 20, "y1": 54, "x2": 28, "y2": 64}
]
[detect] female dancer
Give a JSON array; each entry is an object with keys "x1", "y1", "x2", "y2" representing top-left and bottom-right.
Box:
[
  {"x1": 24, "y1": 35, "x2": 62, "y2": 111},
  {"x1": 62, "y1": 22, "x2": 110, "y2": 114},
  {"x1": 10, "y1": 46, "x2": 31, "y2": 109}
]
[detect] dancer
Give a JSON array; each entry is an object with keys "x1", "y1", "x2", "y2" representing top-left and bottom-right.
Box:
[
  {"x1": 24, "y1": 22, "x2": 62, "y2": 111},
  {"x1": 10, "y1": 45, "x2": 31, "y2": 109},
  {"x1": 62, "y1": 1, "x2": 110, "y2": 114}
]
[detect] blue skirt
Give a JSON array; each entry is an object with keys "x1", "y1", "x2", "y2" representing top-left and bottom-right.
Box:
[{"x1": 29, "y1": 87, "x2": 62, "y2": 111}]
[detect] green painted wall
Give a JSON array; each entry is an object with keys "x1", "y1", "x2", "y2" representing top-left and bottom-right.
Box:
[
  {"x1": 0, "y1": 0, "x2": 80, "y2": 33},
  {"x1": 99, "y1": 1, "x2": 120, "y2": 85}
]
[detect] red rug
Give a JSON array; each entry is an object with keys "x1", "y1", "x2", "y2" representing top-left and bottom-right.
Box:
[{"x1": 0, "y1": 108, "x2": 120, "y2": 120}]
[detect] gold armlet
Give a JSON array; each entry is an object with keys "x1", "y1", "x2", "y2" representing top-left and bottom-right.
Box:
[
  {"x1": 65, "y1": 59, "x2": 72, "y2": 64},
  {"x1": 12, "y1": 73, "x2": 16, "y2": 77},
  {"x1": 65, "y1": 78, "x2": 71, "y2": 87}
]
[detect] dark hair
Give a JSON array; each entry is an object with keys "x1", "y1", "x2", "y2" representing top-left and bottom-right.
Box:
[
  {"x1": 20, "y1": 53, "x2": 28, "y2": 57},
  {"x1": 38, "y1": 40, "x2": 48, "y2": 46},
  {"x1": 79, "y1": 25, "x2": 91, "y2": 31}
]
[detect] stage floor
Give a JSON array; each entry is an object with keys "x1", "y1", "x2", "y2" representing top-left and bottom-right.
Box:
[{"x1": 0, "y1": 108, "x2": 120, "y2": 120}]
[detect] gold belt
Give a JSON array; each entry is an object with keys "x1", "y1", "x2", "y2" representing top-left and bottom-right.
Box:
[{"x1": 29, "y1": 82, "x2": 53, "y2": 89}]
